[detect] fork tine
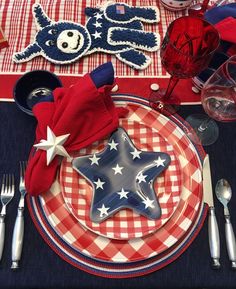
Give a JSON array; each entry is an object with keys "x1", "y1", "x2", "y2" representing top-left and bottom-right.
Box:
[
  {"x1": 1, "y1": 174, "x2": 5, "y2": 195},
  {"x1": 20, "y1": 162, "x2": 26, "y2": 179},
  {"x1": 5, "y1": 174, "x2": 9, "y2": 194},
  {"x1": 23, "y1": 161, "x2": 27, "y2": 177},
  {"x1": 20, "y1": 162, "x2": 23, "y2": 181},
  {"x1": 11, "y1": 174, "x2": 15, "y2": 195},
  {"x1": 7, "y1": 174, "x2": 11, "y2": 194},
  {"x1": 6, "y1": 174, "x2": 9, "y2": 194}
]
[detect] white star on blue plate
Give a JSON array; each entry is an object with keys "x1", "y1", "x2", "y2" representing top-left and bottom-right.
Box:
[{"x1": 72, "y1": 128, "x2": 171, "y2": 223}]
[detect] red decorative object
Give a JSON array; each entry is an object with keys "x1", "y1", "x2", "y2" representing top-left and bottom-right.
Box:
[
  {"x1": 0, "y1": 26, "x2": 8, "y2": 49},
  {"x1": 25, "y1": 73, "x2": 127, "y2": 196},
  {"x1": 215, "y1": 17, "x2": 236, "y2": 44},
  {"x1": 149, "y1": 16, "x2": 220, "y2": 115}
]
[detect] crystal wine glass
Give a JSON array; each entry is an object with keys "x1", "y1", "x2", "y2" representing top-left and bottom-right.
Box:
[
  {"x1": 186, "y1": 55, "x2": 236, "y2": 146},
  {"x1": 149, "y1": 16, "x2": 220, "y2": 115}
]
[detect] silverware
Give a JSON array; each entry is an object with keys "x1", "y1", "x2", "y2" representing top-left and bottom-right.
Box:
[
  {"x1": 11, "y1": 162, "x2": 27, "y2": 269},
  {"x1": 215, "y1": 179, "x2": 236, "y2": 269},
  {"x1": 203, "y1": 154, "x2": 220, "y2": 269},
  {"x1": 0, "y1": 174, "x2": 15, "y2": 261}
]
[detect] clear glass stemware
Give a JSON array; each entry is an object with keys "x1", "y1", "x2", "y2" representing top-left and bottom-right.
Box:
[{"x1": 186, "y1": 55, "x2": 236, "y2": 146}]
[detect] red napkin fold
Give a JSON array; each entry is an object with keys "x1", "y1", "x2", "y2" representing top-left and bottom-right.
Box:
[
  {"x1": 25, "y1": 73, "x2": 127, "y2": 196},
  {"x1": 215, "y1": 16, "x2": 236, "y2": 44}
]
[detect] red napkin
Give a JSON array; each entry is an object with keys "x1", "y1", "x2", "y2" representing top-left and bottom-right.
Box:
[
  {"x1": 215, "y1": 16, "x2": 236, "y2": 44},
  {"x1": 25, "y1": 73, "x2": 127, "y2": 196}
]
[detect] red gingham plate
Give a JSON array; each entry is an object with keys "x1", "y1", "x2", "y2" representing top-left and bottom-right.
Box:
[
  {"x1": 60, "y1": 118, "x2": 182, "y2": 240},
  {"x1": 39, "y1": 97, "x2": 203, "y2": 263}
]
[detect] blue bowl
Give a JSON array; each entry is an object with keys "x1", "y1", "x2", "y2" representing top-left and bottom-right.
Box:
[{"x1": 13, "y1": 70, "x2": 62, "y2": 115}]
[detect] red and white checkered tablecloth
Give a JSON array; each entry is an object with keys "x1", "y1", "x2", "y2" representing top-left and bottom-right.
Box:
[{"x1": 0, "y1": 0, "x2": 207, "y2": 103}]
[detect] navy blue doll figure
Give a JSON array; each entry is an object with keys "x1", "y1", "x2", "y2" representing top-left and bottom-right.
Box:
[{"x1": 13, "y1": 2, "x2": 160, "y2": 70}]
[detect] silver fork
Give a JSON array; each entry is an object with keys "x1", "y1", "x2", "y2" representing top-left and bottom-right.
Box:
[
  {"x1": 11, "y1": 161, "x2": 27, "y2": 269},
  {"x1": 0, "y1": 174, "x2": 15, "y2": 261}
]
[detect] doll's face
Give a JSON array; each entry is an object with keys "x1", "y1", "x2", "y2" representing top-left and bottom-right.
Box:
[
  {"x1": 35, "y1": 22, "x2": 90, "y2": 62},
  {"x1": 56, "y1": 29, "x2": 84, "y2": 54}
]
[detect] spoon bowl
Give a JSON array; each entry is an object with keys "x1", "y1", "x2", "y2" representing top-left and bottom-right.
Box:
[{"x1": 215, "y1": 179, "x2": 232, "y2": 207}]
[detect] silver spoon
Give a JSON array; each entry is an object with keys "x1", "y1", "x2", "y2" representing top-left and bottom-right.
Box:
[{"x1": 215, "y1": 179, "x2": 236, "y2": 269}]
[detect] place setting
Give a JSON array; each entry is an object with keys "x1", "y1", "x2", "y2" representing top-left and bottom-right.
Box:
[{"x1": 1, "y1": 0, "x2": 236, "y2": 286}]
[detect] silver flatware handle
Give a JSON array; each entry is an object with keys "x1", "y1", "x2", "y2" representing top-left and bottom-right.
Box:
[
  {"x1": 11, "y1": 208, "x2": 24, "y2": 269},
  {"x1": 225, "y1": 216, "x2": 236, "y2": 270},
  {"x1": 208, "y1": 206, "x2": 221, "y2": 269},
  {"x1": 0, "y1": 215, "x2": 5, "y2": 261}
]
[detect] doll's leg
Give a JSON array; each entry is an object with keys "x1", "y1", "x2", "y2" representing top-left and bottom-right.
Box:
[
  {"x1": 116, "y1": 49, "x2": 151, "y2": 70},
  {"x1": 108, "y1": 28, "x2": 160, "y2": 51}
]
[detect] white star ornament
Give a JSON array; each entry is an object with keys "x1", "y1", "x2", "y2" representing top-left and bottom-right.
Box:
[{"x1": 34, "y1": 126, "x2": 70, "y2": 166}]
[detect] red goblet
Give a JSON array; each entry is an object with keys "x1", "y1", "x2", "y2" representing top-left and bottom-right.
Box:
[{"x1": 149, "y1": 16, "x2": 220, "y2": 115}]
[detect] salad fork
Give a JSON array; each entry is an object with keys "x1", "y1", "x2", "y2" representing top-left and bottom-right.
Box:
[
  {"x1": 11, "y1": 161, "x2": 27, "y2": 269},
  {"x1": 0, "y1": 174, "x2": 15, "y2": 261}
]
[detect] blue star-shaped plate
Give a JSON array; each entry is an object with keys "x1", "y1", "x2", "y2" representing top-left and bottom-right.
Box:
[{"x1": 72, "y1": 127, "x2": 171, "y2": 223}]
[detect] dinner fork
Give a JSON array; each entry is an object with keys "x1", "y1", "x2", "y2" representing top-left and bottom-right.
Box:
[
  {"x1": 0, "y1": 174, "x2": 15, "y2": 261},
  {"x1": 11, "y1": 161, "x2": 27, "y2": 269}
]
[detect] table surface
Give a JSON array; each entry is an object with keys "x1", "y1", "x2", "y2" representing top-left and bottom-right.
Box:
[{"x1": 1, "y1": 102, "x2": 236, "y2": 289}]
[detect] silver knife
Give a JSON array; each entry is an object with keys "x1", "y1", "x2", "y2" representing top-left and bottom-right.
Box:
[{"x1": 203, "y1": 154, "x2": 221, "y2": 269}]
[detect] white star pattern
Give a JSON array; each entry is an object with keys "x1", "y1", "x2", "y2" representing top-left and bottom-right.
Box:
[
  {"x1": 94, "y1": 13, "x2": 103, "y2": 20},
  {"x1": 142, "y1": 197, "x2": 155, "y2": 209},
  {"x1": 34, "y1": 126, "x2": 70, "y2": 166},
  {"x1": 92, "y1": 31, "x2": 102, "y2": 39},
  {"x1": 130, "y1": 148, "x2": 142, "y2": 160},
  {"x1": 97, "y1": 204, "x2": 110, "y2": 217},
  {"x1": 108, "y1": 139, "x2": 119, "y2": 150},
  {"x1": 94, "y1": 178, "x2": 105, "y2": 189},
  {"x1": 154, "y1": 156, "x2": 166, "y2": 167},
  {"x1": 72, "y1": 128, "x2": 171, "y2": 222},
  {"x1": 136, "y1": 172, "x2": 147, "y2": 183},
  {"x1": 89, "y1": 154, "x2": 101, "y2": 165},
  {"x1": 112, "y1": 164, "x2": 124, "y2": 175},
  {"x1": 117, "y1": 188, "x2": 129, "y2": 199},
  {"x1": 93, "y1": 21, "x2": 102, "y2": 28}
]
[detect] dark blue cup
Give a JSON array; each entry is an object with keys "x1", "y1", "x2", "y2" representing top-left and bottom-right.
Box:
[{"x1": 13, "y1": 70, "x2": 62, "y2": 115}]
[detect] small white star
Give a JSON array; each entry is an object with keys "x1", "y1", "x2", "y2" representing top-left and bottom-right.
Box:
[
  {"x1": 117, "y1": 188, "x2": 129, "y2": 199},
  {"x1": 108, "y1": 139, "x2": 119, "y2": 150},
  {"x1": 94, "y1": 13, "x2": 103, "y2": 20},
  {"x1": 130, "y1": 148, "x2": 142, "y2": 160},
  {"x1": 136, "y1": 172, "x2": 147, "y2": 183},
  {"x1": 94, "y1": 178, "x2": 105, "y2": 189},
  {"x1": 34, "y1": 126, "x2": 70, "y2": 166},
  {"x1": 92, "y1": 31, "x2": 102, "y2": 39},
  {"x1": 97, "y1": 204, "x2": 110, "y2": 217},
  {"x1": 142, "y1": 197, "x2": 155, "y2": 209},
  {"x1": 89, "y1": 154, "x2": 101, "y2": 165},
  {"x1": 112, "y1": 164, "x2": 124, "y2": 175},
  {"x1": 154, "y1": 157, "x2": 166, "y2": 167},
  {"x1": 93, "y1": 21, "x2": 102, "y2": 28}
]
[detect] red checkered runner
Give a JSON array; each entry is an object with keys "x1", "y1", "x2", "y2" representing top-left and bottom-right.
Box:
[{"x1": 0, "y1": 0, "x2": 188, "y2": 77}]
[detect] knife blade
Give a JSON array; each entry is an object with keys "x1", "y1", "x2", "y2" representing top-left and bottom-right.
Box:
[{"x1": 203, "y1": 154, "x2": 221, "y2": 269}]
